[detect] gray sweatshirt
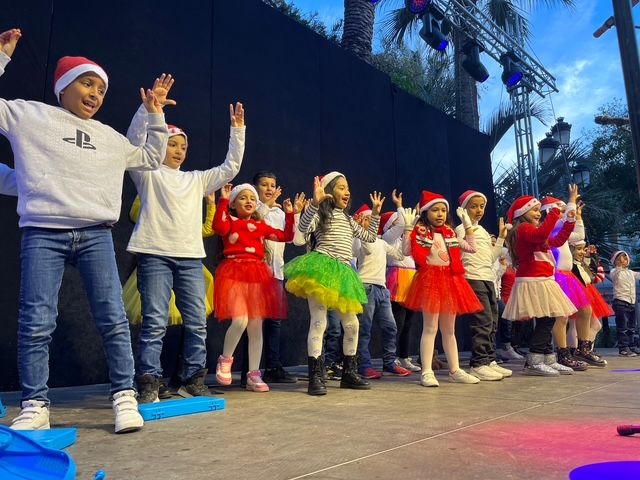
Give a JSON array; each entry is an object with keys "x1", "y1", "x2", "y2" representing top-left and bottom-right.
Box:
[{"x1": 0, "y1": 52, "x2": 168, "y2": 228}]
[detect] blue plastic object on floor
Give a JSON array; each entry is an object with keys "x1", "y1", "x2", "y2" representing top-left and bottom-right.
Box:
[
  {"x1": 138, "y1": 396, "x2": 225, "y2": 421},
  {"x1": 19, "y1": 428, "x2": 77, "y2": 450},
  {"x1": 0, "y1": 397, "x2": 6, "y2": 418},
  {"x1": 0, "y1": 425, "x2": 76, "y2": 480},
  {"x1": 570, "y1": 461, "x2": 640, "y2": 479}
]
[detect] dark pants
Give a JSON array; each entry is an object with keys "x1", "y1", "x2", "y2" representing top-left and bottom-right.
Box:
[
  {"x1": 392, "y1": 301, "x2": 415, "y2": 358},
  {"x1": 323, "y1": 310, "x2": 343, "y2": 365},
  {"x1": 529, "y1": 317, "x2": 555, "y2": 354},
  {"x1": 463, "y1": 280, "x2": 498, "y2": 367},
  {"x1": 614, "y1": 299, "x2": 637, "y2": 349},
  {"x1": 497, "y1": 300, "x2": 512, "y2": 346}
]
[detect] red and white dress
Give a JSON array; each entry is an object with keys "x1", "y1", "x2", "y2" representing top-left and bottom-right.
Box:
[
  {"x1": 404, "y1": 223, "x2": 482, "y2": 315},
  {"x1": 572, "y1": 261, "x2": 614, "y2": 318},
  {"x1": 503, "y1": 209, "x2": 578, "y2": 321},
  {"x1": 213, "y1": 198, "x2": 294, "y2": 321}
]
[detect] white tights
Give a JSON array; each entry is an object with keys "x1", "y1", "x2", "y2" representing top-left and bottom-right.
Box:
[
  {"x1": 307, "y1": 297, "x2": 359, "y2": 358},
  {"x1": 222, "y1": 316, "x2": 264, "y2": 372},
  {"x1": 420, "y1": 312, "x2": 459, "y2": 374}
]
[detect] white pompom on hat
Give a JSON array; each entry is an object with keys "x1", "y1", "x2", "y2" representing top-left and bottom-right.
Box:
[{"x1": 54, "y1": 56, "x2": 109, "y2": 103}]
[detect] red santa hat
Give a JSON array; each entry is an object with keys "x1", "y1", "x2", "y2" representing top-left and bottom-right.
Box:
[
  {"x1": 458, "y1": 190, "x2": 487, "y2": 209},
  {"x1": 54, "y1": 56, "x2": 109, "y2": 103},
  {"x1": 507, "y1": 195, "x2": 540, "y2": 224},
  {"x1": 229, "y1": 183, "x2": 258, "y2": 204},
  {"x1": 378, "y1": 211, "x2": 398, "y2": 236},
  {"x1": 167, "y1": 125, "x2": 188, "y2": 142},
  {"x1": 540, "y1": 195, "x2": 566, "y2": 212},
  {"x1": 419, "y1": 191, "x2": 448, "y2": 213},
  {"x1": 319, "y1": 171, "x2": 344, "y2": 189},
  {"x1": 611, "y1": 250, "x2": 630, "y2": 265},
  {"x1": 354, "y1": 204, "x2": 372, "y2": 217}
]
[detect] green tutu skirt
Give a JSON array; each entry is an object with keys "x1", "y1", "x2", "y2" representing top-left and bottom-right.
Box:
[{"x1": 284, "y1": 251, "x2": 367, "y2": 314}]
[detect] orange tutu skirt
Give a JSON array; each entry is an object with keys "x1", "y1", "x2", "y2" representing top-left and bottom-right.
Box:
[
  {"x1": 386, "y1": 266, "x2": 417, "y2": 304},
  {"x1": 584, "y1": 284, "x2": 614, "y2": 318},
  {"x1": 403, "y1": 265, "x2": 483, "y2": 315},
  {"x1": 214, "y1": 258, "x2": 287, "y2": 321}
]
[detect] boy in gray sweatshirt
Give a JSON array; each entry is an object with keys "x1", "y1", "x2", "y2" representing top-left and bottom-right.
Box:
[{"x1": 0, "y1": 28, "x2": 168, "y2": 433}]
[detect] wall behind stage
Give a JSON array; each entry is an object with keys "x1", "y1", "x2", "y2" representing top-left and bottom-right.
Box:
[{"x1": 0, "y1": 0, "x2": 495, "y2": 391}]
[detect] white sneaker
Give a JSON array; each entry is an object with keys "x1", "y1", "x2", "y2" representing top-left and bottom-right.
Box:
[
  {"x1": 497, "y1": 345, "x2": 524, "y2": 361},
  {"x1": 113, "y1": 390, "x2": 144, "y2": 434},
  {"x1": 420, "y1": 370, "x2": 440, "y2": 387},
  {"x1": 399, "y1": 358, "x2": 422, "y2": 372},
  {"x1": 489, "y1": 361, "x2": 513, "y2": 378},
  {"x1": 449, "y1": 369, "x2": 480, "y2": 384},
  {"x1": 469, "y1": 365, "x2": 503, "y2": 381},
  {"x1": 10, "y1": 400, "x2": 50, "y2": 430}
]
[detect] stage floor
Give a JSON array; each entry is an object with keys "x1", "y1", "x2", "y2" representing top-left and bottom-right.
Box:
[{"x1": 2, "y1": 349, "x2": 639, "y2": 480}]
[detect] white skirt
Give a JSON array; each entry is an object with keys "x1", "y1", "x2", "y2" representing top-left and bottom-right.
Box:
[{"x1": 503, "y1": 277, "x2": 578, "y2": 321}]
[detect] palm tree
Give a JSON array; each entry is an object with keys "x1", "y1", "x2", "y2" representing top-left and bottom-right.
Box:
[{"x1": 342, "y1": 0, "x2": 377, "y2": 63}]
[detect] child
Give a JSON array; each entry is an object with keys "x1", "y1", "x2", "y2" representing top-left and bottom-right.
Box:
[
  {"x1": 503, "y1": 188, "x2": 579, "y2": 376},
  {"x1": 125, "y1": 93, "x2": 246, "y2": 402},
  {"x1": 352, "y1": 199, "x2": 411, "y2": 379},
  {"x1": 540, "y1": 196, "x2": 590, "y2": 372},
  {"x1": 569, "y1": 239, "x2": 610, "y2": 366},
  {"x1": 380, "y1": 192, "x2": 421, "y2": 372},
  {"x1": 495, "y1": 249, "x2": 525, "y2": 361},
  {"x1": 251, "y1": 171, "x2": 301, "y2": 383},
  {"x1": 455, "y1": 190, "x2": 512, "y2": 381},
  {"x1": 284, "y1": 172, "x2": 382, "y2": 396},
  {"x1": 214, "y1": 183, "x2": 299, "y2": 392},
  {"x1": 401, "y1": 191, "x2": 483, "y2": 387},
  {"x1": 0, "y1": 29, "x2": 167, "y2": 433},
  {"x1": 610, "y1": 250, "x2": 640, "y2": 356}
]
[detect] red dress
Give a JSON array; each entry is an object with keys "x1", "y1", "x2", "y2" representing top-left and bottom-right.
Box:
[
  {"x1": 403, "y1": 223, "x2": 482, "y2": 315},
  {"x1": 213, "y1": 198, "x2": 294, "y2": 321}
]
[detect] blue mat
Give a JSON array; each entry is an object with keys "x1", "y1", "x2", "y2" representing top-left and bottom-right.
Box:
[{"x1": 139, "y1": 396, "x2": 225, "y2": 421}]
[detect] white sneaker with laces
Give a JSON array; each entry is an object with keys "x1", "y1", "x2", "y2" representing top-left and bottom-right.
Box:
[
  {"x1": 10, "y1": 400, "x2": 50, "y2": 430},
  {"x1": 489, "y1": 361, "x2": 513, "y2": 378},
  {"x1": 399, "y1": 358, "x2": 422, "y2": 372},
  {"x1": 420, "y1": 370, "x2": 440, "y2": 387},
  {"x1": 113, "y1": 390, "x2": 144, "y2": 434},
  {"x1": 469, "y1": 365, "x2": 503, "y2": 381},
  {"x1": 449, "y1": 369, "x2": 480, "y2": 384}
]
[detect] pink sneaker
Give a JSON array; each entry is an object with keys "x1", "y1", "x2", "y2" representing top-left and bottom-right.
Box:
[
  {"x1": 246, "y1": 370, "x2": 270, "y2": 392},
  {"x1": 216, "y1": 355, "x2": 234, "y2": 386}
]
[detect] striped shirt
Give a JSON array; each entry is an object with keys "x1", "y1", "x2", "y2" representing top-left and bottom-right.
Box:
[{"x1": 298, "y1": 203, "x2": 379, "y2": 265}]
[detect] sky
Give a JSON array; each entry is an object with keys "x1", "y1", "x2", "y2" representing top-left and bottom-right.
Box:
[{"x1": 290, "y1": 0, "x2": 635, "y2": 178}]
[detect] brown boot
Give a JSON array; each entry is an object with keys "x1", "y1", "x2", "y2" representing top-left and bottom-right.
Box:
[{"x1": 431, "y1": 351, "x2": 448, "y2": 370}]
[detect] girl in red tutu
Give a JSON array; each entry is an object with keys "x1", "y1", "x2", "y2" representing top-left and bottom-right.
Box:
[
  {"x1": 213, "y1": 183, "x2": 297, "y2": 392},
  {"x1": 569, "y1": 240, "x2": 611, "y2": 367},
  {"x1": 503, "y1": 186, "x2": 579, "y2": 376},
  {"x1": 401, "y1": 191, "x2": 483, "y2": 388}
]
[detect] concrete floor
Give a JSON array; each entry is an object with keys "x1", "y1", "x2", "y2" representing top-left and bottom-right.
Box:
[{"x1": 1, "y1": 350, "x2": 640, "y2": 480}]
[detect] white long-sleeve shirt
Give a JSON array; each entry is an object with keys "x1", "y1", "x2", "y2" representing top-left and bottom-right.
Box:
[
  {"x1": 257, "y1": 201, "x2": 300, "y2": 280},
  {"x1": 353, "y1": 236, "x2": 404, "y2": 287},
  {"x1": 0, "y1": 52, "x2": 168, "y2": 228},
  {"x1": 382, "y1": 210, "x2": 415, "y2": 269},
  {"x1": 125, "y1": 105, "x2": 245, "y2": 257},
  {"x1": 551, "y1": 219, "x2": 585, "y2": 271},
  {"x1": 610, "y1": 267, "x2": 640, "y2": 305},
  {"x1": 455, "y1": 223, "x2": 504, "y2": 282}
]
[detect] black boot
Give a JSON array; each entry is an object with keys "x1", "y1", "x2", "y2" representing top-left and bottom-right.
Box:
[
  {"x1": 574, "y1": 340, "x2": 607, "y2": 367},
  {"x1": 136, "y1": 374, "x2": 160, "y2": 404},
  {"x1": 557, "y1": 348, "x2": 588, "y2": 371},
  {"x1": 178, "y1": 368, "x2": 213, "y2": 397},
  {"x1": 340, "y1": 355, "x2": 371, "y2": 390},
  {"x1": 307, "y1": 357, "x2": 327, "y2": 396}
]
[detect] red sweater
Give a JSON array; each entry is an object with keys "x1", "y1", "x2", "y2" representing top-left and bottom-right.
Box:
[
  {"x1": 501, "y1": 266, "x2": 516, "y2": 303},
  {"x1": 514, "y1": 209, "x2": 575, "y2": 278},
  {"x1": 213, "y1": 198, "x2": 294, "y2": 260}
]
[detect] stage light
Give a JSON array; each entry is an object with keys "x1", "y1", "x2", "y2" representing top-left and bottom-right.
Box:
[
  {"x1": 461, "y1": 39, "x2": 489, "y2": 83},
  {"x1": 405, "y1": 0, "x2": 431, "y2": 14},
  {"x1": 419, "y1": 12, "x2": 448, "y2": 51},
  {"x1": 500, "y1": 51, "x2": 524, "y2": 88}
]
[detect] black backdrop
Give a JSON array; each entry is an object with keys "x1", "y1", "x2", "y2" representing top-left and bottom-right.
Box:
[{"x1": 0, "y1": 0, "x2": 496, "y2": 390}]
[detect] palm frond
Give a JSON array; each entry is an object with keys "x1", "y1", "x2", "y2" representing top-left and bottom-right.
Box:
[
  {"x1": 484, "y1": 0, "x2": 531, "y2": 41},
  {"x1": 482, "y1": 99, "x2": 550, "y2": 151},
  {"x1": 380, "y1": 6, "x2": 420, "y2": 47}
]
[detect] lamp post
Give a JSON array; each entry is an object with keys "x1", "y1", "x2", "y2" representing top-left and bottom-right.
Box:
[
  {"x1": 538, "y1": 132, "x2": 560, "y2": 166},
  {"x1": 551, "y1": 117, "x2": 572, "y2": 146}
]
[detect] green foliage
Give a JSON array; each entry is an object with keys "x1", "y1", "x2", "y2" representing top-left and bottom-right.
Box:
[{"x1": 261, "y1": 0, "x2": 343, "y2": 42}]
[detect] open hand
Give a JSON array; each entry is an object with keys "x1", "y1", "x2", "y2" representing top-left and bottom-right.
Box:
[
  {"x1": 370, "y1": 191, "x2": 385, "y2": 215},
  {"x1": 283, "y1": 198, "x2": 293, "y2": 214},
  {"x1": 312, "y1": 176, "x2": 333, "y2": 206},
  {"x1": 293, "y1": 192, "x2": 306, "y2": 214},
  {"x1": 152, "y1": 74, "x2": 176, "y2": 108},
  {"x1": 391, "y1": 189, "x2": 403, "y2": 208},
  {"x1": 0, "y1": 29, "x2": 21, "y2": 58},
  {"x1": 230, "y1": 102, "x2": 245, "y2": 127},
  {"x1": 568, "y1": 183, "x2": 579, "y2": 204},
  {"x1": 576, "y1": 200, "x2": 585, "y2": 220},
  {"x1": 266, "y1": 186, "x2": 282, "y2": 208},
  {"x1": 456, "y1": 207, "x2": 473, "y2": 230},
  {"x1": 400, "y1": 207, "x2": 417, "y2": 230},
  {"x1": 140, "y1": 88, "x2": 162, "y2": 114},
  {"x1": 498, "y1": 217, "x2": 508, "y2": 239},
  {"x1": 220, "y1": 183, "x2": 232, "y2": 200}
]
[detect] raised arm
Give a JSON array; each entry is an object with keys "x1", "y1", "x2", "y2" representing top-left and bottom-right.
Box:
[
  {"x1": 261, "y1": 199, "x2": 295, "y2": 242},
  {"x1": 212, "y1": 184, "x2": 233, "y2": 237}
]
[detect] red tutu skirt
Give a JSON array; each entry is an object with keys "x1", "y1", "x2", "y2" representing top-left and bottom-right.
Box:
[
  {"x1": 555, "y1": 270, "x2": 591, "y2": 310},
  {"x1": 403, "y1": 265, "x2": 483, "y2": 315},
  {"x1": 584, "y1": 284, "x2": 614, "y2": 318},
  {"x1": 386, "y1": 266, "x2": 417, "y2": 304},
  {"x1": 214, "y1": 258, "x2": 287, "y2": 321}
]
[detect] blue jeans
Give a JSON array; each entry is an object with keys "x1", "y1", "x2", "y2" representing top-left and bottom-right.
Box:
[
  {"x1": 18, "y1": 226, "x2": 135, "y2": 404},
  {"x1": 137, "y1": 254, "x2": 207, "y2": 380},
  {"x1": 357, "y1": 284, "x2": 398, "y2": 371},
  {"x1": 323, "y1": 309, "x2": 342, "y2": 365}
]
